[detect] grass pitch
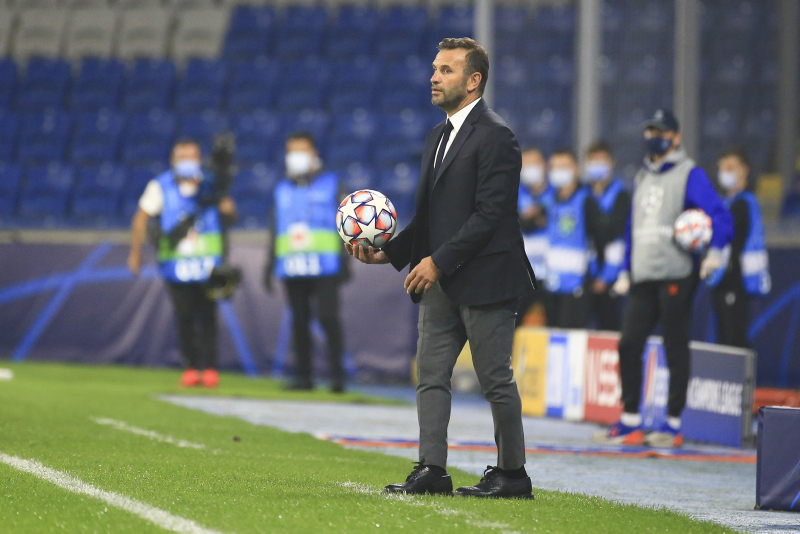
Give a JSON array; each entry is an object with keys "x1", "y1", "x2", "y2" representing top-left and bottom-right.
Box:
[{"x1": 0, "y1": 362, "x2": 734, "y2": 533}]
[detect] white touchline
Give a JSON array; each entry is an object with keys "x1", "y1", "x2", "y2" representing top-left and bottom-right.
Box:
[
  {"x1": 92, "y1": 417, "x2": 206, "y2": 450},
  {"x1": 0, "y1": 452, "x2": 223, "y2": 534}
]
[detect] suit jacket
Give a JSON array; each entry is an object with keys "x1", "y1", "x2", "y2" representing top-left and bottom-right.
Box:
[{"x1": 382, "y1": 99, "x2": 537, "y2": 305}]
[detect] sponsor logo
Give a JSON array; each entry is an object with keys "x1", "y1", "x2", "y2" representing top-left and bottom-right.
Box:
[{"x1": 686, "y1": 378, "x2": 742, "y2": 416}]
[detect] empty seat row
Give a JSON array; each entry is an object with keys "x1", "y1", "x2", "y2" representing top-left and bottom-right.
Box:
[{"x1": 0, "y1": 6, "x2": 228, "y2": 61}]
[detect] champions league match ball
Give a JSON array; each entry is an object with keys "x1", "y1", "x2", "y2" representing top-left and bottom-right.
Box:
[
  {"x1": 336, "y1": 189, "x2": 398, "y2": 249},
  {"x1": 673, "y1": 208, "x2": 713, "y2": 253}
]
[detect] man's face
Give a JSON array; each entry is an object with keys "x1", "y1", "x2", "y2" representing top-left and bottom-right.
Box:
[
  {"x1": 285, "y1": 138, "x2": 317, "y2": 158},
  {"x1": 285, "y1": 137, "x2": 319, "y2": 178},
  {"x1": 549, "y1": 153, "x2": 576, "y2": 175},
  {"x1": 171, "y1": 143, "x2": 201, "y2": 169},
  {"x1": 431, "y1": 48, "x2": 470, "y2": 112},
  {"x1": 586, "y1": 150, "x2": 613, "y2": 169},
  {"x1": 718, "y1": 155, "x2": 748, "y2": 190},
  {"x1": 644, "y1": 127, "x2": 680, "y2": 146}
]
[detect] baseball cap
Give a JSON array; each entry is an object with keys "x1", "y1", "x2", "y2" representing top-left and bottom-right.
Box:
[{"x1": 642, "y1": 109, "x2": 680, "y2": 132}]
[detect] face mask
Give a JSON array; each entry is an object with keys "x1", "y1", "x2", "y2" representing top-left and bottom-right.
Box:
[
  {"x1": 645, "y1": 136, "x2": 672, "y2": 156},
  {"x1": 549, "y1": 168, "x2": 574, "y2": 189},
  {"x1": 178, "y1": 180, "x2": 199, "y2": 197},
  {"x1": 286, "y1": 151, "x2": 314, "y2": 177},
  {"x1": 585, "y1": 162, "x2": 611, "y2": 183},
  {"x1": 520, "y1": 164, "x2": 545, "y2": 187},
  {"x1": 174, "y1": 159, "x2": 202, "y2": 179},
  {"x1": 718, "y1": 170, "x2": 738, "y2": 190}
]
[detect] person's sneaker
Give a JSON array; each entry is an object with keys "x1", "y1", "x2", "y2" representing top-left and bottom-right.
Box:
[
  {"x1": 180, "y1": 368, "x2": 200, "y2": 387},
  {"x1": 644, "y1": 421, "x2": 683, "y2": 448},
  {"x1": 455, "y1": 466, "x2": 534, "y2": 499},
  {"x1": 201, "y1": 369, "x2": 219, "y2": 388},
  {"x1": 384, "y1": 462, "x2": 453, "y2": 496},
  {"x1": 592, "y1": 420, "x2": 645, "y2": 445}
]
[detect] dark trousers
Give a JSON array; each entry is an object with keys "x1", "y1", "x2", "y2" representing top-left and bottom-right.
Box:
[
  {"x1": 166, "y1": 282, "x2": 218, "y2": 370},
  {"x1": 618, "y1": 274, "x2": 698, "y2": 417},
  {"x1": 284, "y1": 276, "x2": 344, "y2": 383},
  {"x1": 417, "y1": 282, "x2": 525, "y2": 470},
  {"x1": 546, "y1": 288, "x2": 591, "y2": 329},
  {"x1": 591, "y1": 287, "x2": 622, "y2": 331},
  {"x1": 712, "y1": 286, "x2": 750, "y2": 348}
]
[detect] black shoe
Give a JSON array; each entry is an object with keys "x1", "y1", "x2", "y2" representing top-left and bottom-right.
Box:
[
  {"x1": 384, "y1": 462, "x2": 453, "y2": 495},
  {"x1": 330, "y1": 381, "x2": 345, "y2": 394},
  {"x1": 455, "y1": 466, "x2": 534, "y2": 499},
  {"x1": 284, "y1": 378, "x2": 314, "y2": 391}
]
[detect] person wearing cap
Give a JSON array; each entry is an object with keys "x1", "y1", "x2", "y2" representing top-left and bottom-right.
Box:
[
  {"x1": 517, "y1": 147, "x2": 555, "y2": 325},
  {"x1": 706, "y1": 147, "x2": 771, "y2": 348},
  {"x1": 583, "y1": 140, "x2": 630, "y2": 331},
  {"x1": 127, "y1": 139, "x2": 238, "y2": 388},
  {"x1": 594, "y1": 110, "x2": 734, "y2": 448}
]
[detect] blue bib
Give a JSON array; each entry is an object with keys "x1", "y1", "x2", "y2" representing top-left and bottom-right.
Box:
[
  {"x1": 273, "y1": 172, "x2": 342, "y2": 279},
  {"x1": 546, "y1": 187, "x2": 590, "y2": 294},
  {"x1": 519, "y1": 185, "x2": 555, "y2": 279}
]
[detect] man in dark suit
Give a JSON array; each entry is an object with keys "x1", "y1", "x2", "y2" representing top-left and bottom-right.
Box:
[{"x1": 346, "y1": 38, "x2": 536, "y2": 499}]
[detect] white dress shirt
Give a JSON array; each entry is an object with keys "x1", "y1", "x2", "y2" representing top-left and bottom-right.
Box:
[{"x1": 436, "y1": 97, "x2": 482, "y2": 163}]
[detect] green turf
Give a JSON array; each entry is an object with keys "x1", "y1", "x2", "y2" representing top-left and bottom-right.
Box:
[{"x1": 0, "y1": 362, "x2": 735, "y2": 533}]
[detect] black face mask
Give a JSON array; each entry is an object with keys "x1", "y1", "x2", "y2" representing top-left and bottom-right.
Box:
[{"x1": 645, "y1": 136, "x2": 672, "y2": 156}]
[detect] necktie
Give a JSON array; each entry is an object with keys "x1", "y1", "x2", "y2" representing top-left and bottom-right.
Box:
[{"x1": 435, "y1": 119, "x2": 453, "y2": 170}]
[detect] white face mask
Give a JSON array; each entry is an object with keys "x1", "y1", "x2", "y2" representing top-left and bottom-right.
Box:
[
  {"x1": 174, "y1": 159, "x2": 202, "y2": 179},
  {"x1": 178, "y1": 180, "x2": 199, "y2": 197},
  {"x1": 718, "y1": 170, "x2": 738, "y2": 190},
  {"x1": 585, "y1": 162, "x2": 611, "y2": 183},
  {"x1": 549, "y1": 168, "x2": 575, "y2": 189},
  {"x1": 285, "y1": 151, "x2": 315, "y2": 177},
  {"x1": 520, "y1": 164, "x2": 545, "y2": 187}
]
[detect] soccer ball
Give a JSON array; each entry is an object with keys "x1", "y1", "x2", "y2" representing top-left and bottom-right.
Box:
[
  {"x1": 336, "y1": 189, "x2": 397, "y2": 249},
  {"x1": 673, "y1": 208, "x2": 712, "y2": 252}
]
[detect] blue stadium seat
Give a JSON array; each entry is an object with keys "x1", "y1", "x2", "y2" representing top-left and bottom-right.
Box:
[
  {"x1": 0, "y1": 59, "x2": 17, "y2": 110},
  {"x1": 496, "y1": 5, "x2": 530, "y2": 34},
  {"x1": 781, "y1": 191, "x2": 800, "y2": 220},
  {"x1": 234, "y1": 111, "x2": 283, "y2": 166},
  {"x1": 0, "y1": 110, "x2": 19, "y2": 162},
  {"x1": 0, "y1": 162, "x2": 22, "y2": 221},
  {"x1": 18, "y1": 112, "x2": 72, "y2": 164},
  {"x1": 16, "y1": 58, "x2": 70, "y2": 112},
  {"x1": 324, "y1": 136, "x2": 371, "y2": 169},
  {"x1": 379, "y1": 109, "x2": 428, "y2": 141},
  {"x1": 231, "y1": 163, "x2": 280, "y2": 228},
  {"x1": 711, "y1": 55, "x2": 752, "y2": 85},
  {"x1": 227, "y1": 59, "x2": 279, "y2": 113},
  {"x1": 335, "y1": 162, "x2": 375, "y2": 192},
  {"x1": 383, "y1": 6, "x2": 429, "y2": 31},
  {"x1": 18, "y1": 163, "x2": 75, "y2": 225},
  {"x1": 274, "y1": 28, "x2": 324, "y2": 61},
  {"x1": 224, "y1": 5, "x2": 274, "y2": 61},
  {"x1": 384, "y1": 56, "x2": 431, "y2": 90},
  {"x1": 70, "y1": 58, "x2": 124, "y2": 112},
  {"x1": 373, "y1": 137, "x2": 424, "y2": 169},
  {"x1": 325, "y1": 28, "x2": 375, "y2": 60},
  {"x1": 378, "y1": 162, "x2": 418, "y2": 220},
  {"x1": 123, "y1": 59, "x2": 176, "y2": 113},
  {"x1": 120, "y1": 164, "x2": 164, "y2": 220},
  {"x1": 178, "y1": 111, "x2": 227, "y2": 155},
  {"x1": 625, "y1": 2, "x2": 672, "y2": 34},
  {"x1": 122, "y1": 110, "x2": 176, "y2": 166},
  {"x1": 495, "y1": 57, "x2": 529, "y2": 92},
  {"x1": 434, "y1": 5, "x2": 473, "y2": 36},
  {"x1": 702, "y1": 108, "x2": 739, "y2": 140},
  {"x1": 71, "y1": 111, "x2": 125, "y2": 165},
  {"x1": 534, "y1": 4, "x2": 576, "y2": 32},
  {"x1": 331, "y1": 109, "x2": 377, "y2": 139},
  {"x1": 276, "y1": 84, "x2": 325, "y2": 113},
  {"x1": 374, "y1": 28, "x2": 425, "y2": 60},
  {"x1": 70, "y1": 164, "x2": 126, "y2": 225},
  {"x1": 337, "y1": 5, "x2": 379, "y2": 31},
  {"x1": 328, "y1": 85, "x2": 376, "y2": 111},
  {"x1": 623, "y1": 55, "x2": 666, "y2": 86},
  {"x1": 281, "y1": 110, "x2": 329, "y2": 141},
  {"x1": 175, "y1": 59, "x2": 228, "y2": 113}
]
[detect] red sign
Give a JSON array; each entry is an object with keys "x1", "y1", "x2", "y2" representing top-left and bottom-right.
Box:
[{"x1": 584, "y1": 333, "x2": 623, "y2": 424}]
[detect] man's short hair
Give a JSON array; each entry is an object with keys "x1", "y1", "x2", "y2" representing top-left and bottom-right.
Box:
[
  {"x1": 173, "y1": 138, "x2": 200, "y2": 151},
  {"x1": 720, "y1": 146, "x2": 750, "y2": 168},
  {"x1": 550, "y1": 147, "x2": 577, "y2": 161},
  {"x1": 438, "y1": 37, "x2": 489, "y2": 95},
  {"x1": 521, "y1": 146, "x2": 544, "y2": 157},
  {"x1": 586, "y1": 140, "x2": 614, "y2": 159},
  {"x1": 286, "y1": 130, "x2": 316, "y2": 148}
]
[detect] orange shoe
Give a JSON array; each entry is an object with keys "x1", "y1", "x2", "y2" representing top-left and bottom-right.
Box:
[
  {"x1": 201, "y1": 369, "x2": 219, "y2": 388},
  {"x1": 181, "y1": 368, "x2": 200, "y2": 387}
]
